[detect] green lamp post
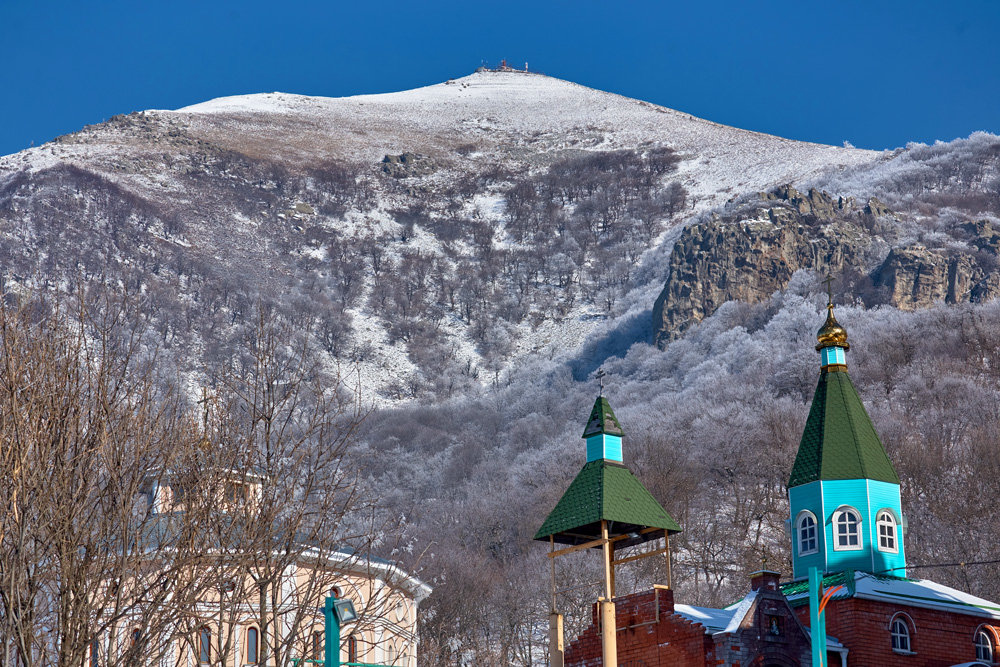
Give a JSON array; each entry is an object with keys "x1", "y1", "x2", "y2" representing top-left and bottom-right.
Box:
[{"x1": 324, "y1": 595, "x2": 358, "y2": 667}]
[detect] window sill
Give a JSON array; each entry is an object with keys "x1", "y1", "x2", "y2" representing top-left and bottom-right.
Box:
[{"x1": 891, "y1": 649, "x2": 916, "y2": 656}]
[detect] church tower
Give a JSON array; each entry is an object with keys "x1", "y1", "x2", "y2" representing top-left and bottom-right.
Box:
[{"x1": 787, "y1": 300, "x2": 906, "y2": 580}]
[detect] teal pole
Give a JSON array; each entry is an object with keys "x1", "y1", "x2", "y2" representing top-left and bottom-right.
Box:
[
  {"x1": 809, "y1": 567, "x2": 823, "y2": 667},
  {"x1": 324, "y1": 596, "x2": 341, "y2": 667}
]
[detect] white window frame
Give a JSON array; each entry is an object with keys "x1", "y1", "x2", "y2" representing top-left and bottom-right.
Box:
[
  {"x1": 889, "y1": 613, "x2": 914, "y2": 654},
  {"x1": 796, "y1": 511, "x2": 819, "y2": 556},
  {"x1": 976, "y1": 627, "x2": 994, "y2": 662},
  {"x1": 877, "y1": 509, "x2": 899, "y2": 553},
  {"x1": 832, "y1": 506, "x2": 863, "y2": 551}
]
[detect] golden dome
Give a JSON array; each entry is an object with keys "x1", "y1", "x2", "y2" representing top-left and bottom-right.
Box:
[{"x1": 815, "y1": 304, "x2": 850, "y2": 351}]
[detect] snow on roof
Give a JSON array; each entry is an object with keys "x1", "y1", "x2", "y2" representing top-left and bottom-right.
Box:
[
  {"x1": 784, "y1": 571, "x2": 1000, "y2": 620},
  {"x1": 856, "y1": 573, "x2": 1000, "y2": 619},
  {"x1": 673, "y1": 603, "x2": 737, "y2": 634},
  {"x1": 674, "y1": 590, "x2": 759, "y2": 635}
]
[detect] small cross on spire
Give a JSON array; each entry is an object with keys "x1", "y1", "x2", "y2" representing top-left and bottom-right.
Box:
[
  {"x1": 822, "y1": 273, "x2": 835, "y2": 306},
  {"x1": 596, "y1": 368, "x2": 606, "y2": 397}
]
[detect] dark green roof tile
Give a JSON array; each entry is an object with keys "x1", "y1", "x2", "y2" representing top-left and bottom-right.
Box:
[
  {"x1": 534, "y1": 460, "x2": 681, "y2": 543},
  {"x1": 582, "y1": 396, "x2": 624, "y2": 438},
  {"x1": 788, "y1": 370, "x2": 899, "y2": 487}
]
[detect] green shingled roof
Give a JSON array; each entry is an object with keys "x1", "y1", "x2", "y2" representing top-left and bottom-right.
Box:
[
  {"x1": 788, "y1": 369, "x2": 899, "y2": 488},
  {"x1": 534, "y1": 460, "x2": 681, "y2": 544},
  {"x1": 582, "y1": 396, "x2": 624, "y2": 438}
]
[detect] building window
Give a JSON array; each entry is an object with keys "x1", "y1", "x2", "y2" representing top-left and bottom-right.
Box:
[
  {"x1": 348, "y1": 635, "x2": 358, "y2": 663},
  {"x1": 876, "y1": 510, "x2": 899, "y2": 552},
  {"x1": 833, "y1": 507, "x2": 863, "y2": 551},
  {"x1": 312, "y1": 630, "x2": 323, "y2": 661},
  {"x1": 890, "y1": 617, "x2": 911, "y2": 653},
  {"x1": 796, "y1": 511, "x2": 818, "y2": 555},
  {"x1": 976, "y1": 629, "x2": 994, "y2": 662},
  {"x1": 89, "y1": 638, "x2": 100, "y2": 667},
  {"x1": 246, "y1": 627, "x2": 259, "y2": 665},
  {"x1": 199, "y1": 627, "x2": 211, "y2": 664},
  {"x1": 130, "y1": 629, "x2": 141, "y2": 647}
]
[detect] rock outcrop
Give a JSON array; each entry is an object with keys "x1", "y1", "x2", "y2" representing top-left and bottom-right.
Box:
[
  {"x1": 381, "y1": 153, "x2": 438, "y2": 178},
  {"x1": 652, "y1": 187, "x2": 891, "y2": 346},
  {"x1": 874, "y1": 221, "x2": 1000, "y2": 310},
  {"x1": 653, "y1": 187, "x2": 1000, "y2": 346}
]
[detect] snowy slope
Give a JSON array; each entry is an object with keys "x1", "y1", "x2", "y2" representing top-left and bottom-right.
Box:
[
  {"x1": 0, "y1": 71, "x2": 884, "y2": 403},
  {"x1": 173, "y1": 71, "x2": 878, "y2": 205}
]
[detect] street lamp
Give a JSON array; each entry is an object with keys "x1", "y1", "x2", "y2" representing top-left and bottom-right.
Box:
[{"x1": 324, "y1": 595, "x2": 358, "y2": 667}]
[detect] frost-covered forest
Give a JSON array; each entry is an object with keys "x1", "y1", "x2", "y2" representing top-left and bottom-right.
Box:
[
  {"x1": 358, "y1": 132, "x2": 1000, "y2": 664},
  {"x1": 1, "y1": 72, "x2": 999, "y2": 665}
]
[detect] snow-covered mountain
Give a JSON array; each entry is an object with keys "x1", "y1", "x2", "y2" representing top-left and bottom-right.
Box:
[{"x1": 0, "y1": 71, "x2": 881, "y2": 402}]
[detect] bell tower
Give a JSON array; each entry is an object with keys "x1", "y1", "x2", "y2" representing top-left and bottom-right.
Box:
[{"x1": 787, "y1": 292, "x2": 906, "y2": 580}]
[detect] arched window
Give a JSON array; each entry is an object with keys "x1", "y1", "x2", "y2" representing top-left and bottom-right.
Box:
[
  {"x1": 130, "y1": 629, "x2": 141, "y2": 647},
  {"x1": 976, "y1": 628, "x2": 994, "y2": 662},
  {"x1": 199, "y1": 627, "x2": 211, "y2": 665},
  {"x1": 877, "y1": 510, "x2": 898, "y2": 553},
  {"x1": 833, "y1": 507, "x2": 862, "y2": 551},
  {"x1": 796, "y1": 511, "x2": 818, "y2": 555},
  {"x1": 890, "y1": 616, "x2": 911, "y2": 653},
  {"x1": 312, "y1": 630, "x2": 323, "y2": 661},
  {"x1": 348, "y1": 635, "x2": 358, "y2": 664},
  {"x1": 246, "y1": 627, "x2": 259, "y2": 665}
]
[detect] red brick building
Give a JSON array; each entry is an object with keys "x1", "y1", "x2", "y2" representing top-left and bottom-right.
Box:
[
  {"x1": 565, "y1": 572, "x2": 815, "y2": 666},
  {"x1": 555, "y1": 304, "x2": 1000, "y2": 666}
]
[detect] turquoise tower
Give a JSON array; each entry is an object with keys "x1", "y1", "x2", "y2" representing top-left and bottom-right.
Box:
[
  {"x1": 787, "y1": 301, "x2": 906, "y2": 580},
  {"x1": 583, "y1": 396, "x2": 624, "y2": 463}
]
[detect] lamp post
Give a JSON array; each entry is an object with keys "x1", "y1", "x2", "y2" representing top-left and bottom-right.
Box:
[{"x1": 324, "y1": 595, "x2": 358, "y2": 667}]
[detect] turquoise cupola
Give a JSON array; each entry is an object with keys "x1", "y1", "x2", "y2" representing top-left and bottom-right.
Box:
[
  {"x1": 583, "y1": 396, "x2": 624, "y2": 463},
  {"x1": 787, "y1": 301, "x2": 906, "y2": 580}
]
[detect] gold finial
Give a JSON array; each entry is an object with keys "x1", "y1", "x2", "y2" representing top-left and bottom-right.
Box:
[{"x1": 816, "y1": 274, "x2": 849, "y2": 351}]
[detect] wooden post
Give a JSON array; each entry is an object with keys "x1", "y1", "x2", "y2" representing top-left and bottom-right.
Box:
[
  {"x1": 601, "y1": 521, "x2": 614, "y2": 600},
  {"x1": 549, "y1": 536, "x2": 564, "y2": 667},
  {"x1": 664, "y1": 530, "x2": 672, "y2": 589},
  {"x1": 600, "y1": 521, "x2": 617, "y2": 667},
  {"x1": 550, "y1": 536, "x2": 557, "y2": 612},
  {"x1": 549, "y1": 613, "x2": 564, "y2": 667}
]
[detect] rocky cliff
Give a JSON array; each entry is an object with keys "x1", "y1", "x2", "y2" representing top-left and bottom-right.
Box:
[{"x1": 653, "y1": 187, "x2": 1000, "y2": 346}]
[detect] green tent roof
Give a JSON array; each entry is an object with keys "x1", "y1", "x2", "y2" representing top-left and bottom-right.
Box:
[
  {"x1": 788, "y1": 369, "x2": 899, "y2": 488},
  {"x1": 534, "y1": 460, "x2": 681, "y2": 544},
  {"x1": 582, "y1": 396, "x2": 624, "y2": 438}
]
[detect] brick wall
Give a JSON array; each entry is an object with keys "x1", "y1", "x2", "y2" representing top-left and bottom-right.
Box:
[
  {"x1": 564, "y1": 587, "x2": 713, "y2": 666},
  {"x1": 794, "y1": 597, "x2": 997, "y2": 666}
]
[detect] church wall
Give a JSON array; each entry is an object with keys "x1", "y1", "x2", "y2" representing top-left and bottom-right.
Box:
[
  {"x1": 789, "y1": 482, "x2": 826, "y2": 578},
  {"x1": 867, "y1": 479, "x2": 907, "y2": 577},
  {"x1": 819, "y1": 479, "x2": 876, "y2": 573},
  {"x1": 794, "y1": 597, "x2": 991, "y2": 666}
]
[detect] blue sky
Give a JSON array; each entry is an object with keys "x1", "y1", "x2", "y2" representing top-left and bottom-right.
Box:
[{"x1": 2, "y1": 1, "x2": 998, "y2": 156}]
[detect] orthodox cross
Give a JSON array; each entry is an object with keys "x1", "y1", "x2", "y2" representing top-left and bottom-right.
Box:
[
  {"x1": 822, "y1": 273, "x2": 835, "y2": 305},
  {"x1": 596, "y1": 368, "x2": 606, "y2": 397}
]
